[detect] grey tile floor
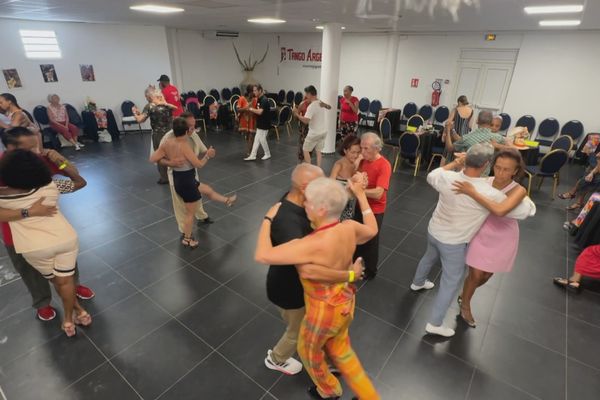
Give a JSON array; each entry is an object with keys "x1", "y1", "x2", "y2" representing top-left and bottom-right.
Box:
[{"x1": 0, "y1": 129, "x2": 599, "y2": 400}]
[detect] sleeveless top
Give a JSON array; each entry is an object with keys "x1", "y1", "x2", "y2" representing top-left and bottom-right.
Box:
[
  {"x1": 453, "y1": 108, "x2": 473, "y2": 137},
  {"x1": 171, "y1": 140, "x2": 194, "y2": 172}
]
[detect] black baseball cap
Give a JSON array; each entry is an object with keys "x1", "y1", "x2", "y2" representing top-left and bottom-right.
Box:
[{"x1": 157, "y1": 74, "x2": 170, "y2": 82}]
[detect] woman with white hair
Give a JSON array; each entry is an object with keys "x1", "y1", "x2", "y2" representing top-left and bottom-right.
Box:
[
  {"x1": 133, "y1": 86, "x2": 177, "y2": 184},
  {"x1": 47, "y1": 94, "x2": 84, "y2": 150}
]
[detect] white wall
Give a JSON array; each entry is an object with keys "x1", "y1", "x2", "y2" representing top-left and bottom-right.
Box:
[{"x1": 0, "y1": 19, "x2": 172, "y2": 122}]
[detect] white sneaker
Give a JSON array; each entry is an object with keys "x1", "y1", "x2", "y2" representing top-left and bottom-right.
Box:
[
  {"x1": 74, "y1": 144, "x2": 81, "y2": 151},
  {"x1": 261, "y1": 155, "x2": 271, "y2": 160},
  {"x1": 77, "y1": 142, "x2": 85, "y2": 148},
  {"x1": 244, "y1": 156, "x2": 257, "y2": 161},
  {"x1": 410, "y1": 280, "x2": 435, "y2": 291},
  {"x1": 425, "y1": 323, "x2": 455, "y2": 337},
  {"x1": 264, "y1": 349, "x2": 303, "y2": 375}
]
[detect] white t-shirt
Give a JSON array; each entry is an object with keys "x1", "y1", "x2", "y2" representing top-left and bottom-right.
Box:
[
  {"x1": 304, "y1": 100, "x2": 327, "y2": 137},
  {"x1": 426, "y1": 168, "x2": 536, "y2": 244}
]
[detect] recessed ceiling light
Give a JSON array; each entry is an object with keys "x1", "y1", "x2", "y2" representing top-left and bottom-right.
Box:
[
  {"x1": 315, "y1": 26, "x2": 346, "y2": 30},
  {"x1": 539, "y1": 19, "x2": 581, "y2": 26},
  {"x1": 247, "y1": 18, "x2": 286, "y2": 24},
  {"x1": 524, "y1": 5, "x2": 583, "y2": 14},
  {"x1": 130, "y1": 4, "x2": 184, "y2": 13}
]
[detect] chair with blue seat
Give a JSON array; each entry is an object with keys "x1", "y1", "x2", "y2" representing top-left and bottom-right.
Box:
[
  {"x1": 401, "y1": 102, "x2": 418, "y2": 128},
  {"x1": 357, "y1": 97, "x2": 370, "y2": 126},
  {"x1": 432, "y1": 105, "x2": 449, "y2": 132},
  {"x1": 499, "y1": 113, "x2": 511, "y2": 131},
  {"x1": 271, "y1": 105, "x2": 291, "y2": 140},
  {"x1": 516, "y1": 115, "x2": 536, "y2": 134},
  {"x1": 33, "y1": 105, "x2": 60, "y2": 149},
  {"x1": 294, "y1": 91, "x2": 304, "y2": 106},
  {"x1": 197, "y1": 90, "x2": 206, "y2": 103},
  {"x1": 186, "y1": 101, "x2": 207, "y2": 134},
  {"x1": 395, "y1": 132, "x2": 422, "y2": 176},
  {"x1": 231, "y1": 87, "x2": 241, "y2": 96},
  {"x1": 221, "y1": 88, "x2": 232, "y2": 103},
  {"x1": 230, "y1": 94, "x2": 240, "y2": 109},
  {"x1": 363, "y1": 100, "x2": 382, "y2": 128},
  {"x1": 120, "y1": 100, "x2": 142, "y2": 134},
  {"x1": 285, "y1": 90, "x2": 295, "y2": 105},
  {"x1": 380, "y1": 117, "x2": 400, "y2": 170},
  {"x1": 64, "y1": 104, "x2": 84, "y2": 130},
  {"x1": 524, "y1": 149, "x2": 569, "y2": 198},
  {"x1": 277, "y1": 90, "x2": 286, "y2": 104},
  {"x1": 418, "y1": 105, "x2": 433, "y2": 122},
  {"x1": 535, "y1": 117, "x2": 560, "y2": 147},
  {"x1": 560, "y1": 120, "x2": 584, "y2": 150},
  {"x1": 209, "y1": 89, "x2": 220, "y2": 103},
  {"x1": 550, "y1": 135, "x2": 573, "y2": 152},
  {"x1": 406, "y1": 114, "x2": 425, "y2": 132}
]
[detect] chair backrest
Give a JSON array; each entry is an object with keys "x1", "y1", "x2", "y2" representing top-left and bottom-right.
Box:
[
  {"x1": 277, "y1": 90, "x2": 286, "y2": 104},
  {"x1": 379, "y1": 117, "x2": 391, "y2": 140},
  {"x1": 268, "y1": 97, "x2": 277, "y2": 109},
  {"x1": 204, "y1": 95, "x2": 216, "y2": 106},
  {"x1": 560, "y1": 120, "x2": 584, "y2": 141},
  {"x1": 232, "y1": 99, "x2": 239, "y2": 117},
  {"x1": 22, "y1": 109, "x2": 36, "y2": 127},
  {"x1": 406, "y1": 114, "x2": 425, "y2": 131},
  {"x1": 499, "y1": 113, "x2": 511, "y2": 131},
  {"x1": 209, "y1": 89, "x2": 220, "y2": 102},
  {"x1": 418, "y1": 105, "x2": 433, "y2": 121},
  {"x1": 232, "y1": 87, "x2": 241, "y2": 96},
  {"x1": 551, "y1": 135, "x2": 573, "y2": 152},
  {"x1": 230, "y1": 94, "x2": 240, "y2": 108},
  {"x1": 294, "y1": 91, "x2": 303, "y2": 106},
  {"x1": 64, "y1": 104, "x2": 83, "y2": 126},
  {"x1": 286, "y1": 90, "x2": 295, "y2": 104},
  {"x1": 402, "y1": 102, "x2": 418, "y2": 119},
  {"x1": 539, "y1": 149, "x2": 568, "y2": 174},
  {"x1": 399, "y1": 132, "x2": 420, "y2": 155},
  {"x1": 433, "y1": 105, "x2": 449, "y2": 124},
  {"x1": 537, "y1": 117, "x2": 559, "y2": 138},
  {"x1": 337, "y1": 95, "x2": 342, "y2": 110},
  {"x1": 33, "y1": 105, "x2": 50, "y2": 125},
  {"x1": 121, "y1": 101, "x2": 135, "y2": 117},
  {"x1": 369, "y1": 100, "x2": 382, "y2": 115},
  {"x1": 516, "y1": 115, "x2": 536, "y2": 133},
  {"x1": 358, "y1": 97, "x2": 370, "y2": 113},
  {"x1": 186, "y1": 101, "x2": 201, "y2": 118},
  {"x1": 197, "y1": 90, "x2": 206, "y2": 103},
  {"x1": 278, "y1": 106, "x2": 291, "y2": 125},
  {"x1": 221, "y1": 87, "x2": 232, "y2": 101}
]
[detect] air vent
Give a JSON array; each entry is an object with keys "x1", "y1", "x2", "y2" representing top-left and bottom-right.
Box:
[{"x1": 203, "y1": 30, "x2": 239, "y2": 39}]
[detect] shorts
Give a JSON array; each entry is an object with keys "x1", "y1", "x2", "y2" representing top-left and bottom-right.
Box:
[
  {"x1": 173, "y1": 169, "x2": 202, "y2": 203},
  {"x1": 303, "y1": 133, "x2": 327, "y2": 152},
  {"x1": 22, "y1": 238, "x2": 79, "y2": 279}
]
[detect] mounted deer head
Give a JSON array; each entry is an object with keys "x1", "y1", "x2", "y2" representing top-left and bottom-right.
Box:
[{"x1": 232, "y1": 43, "x2": 269, "y2": 71}]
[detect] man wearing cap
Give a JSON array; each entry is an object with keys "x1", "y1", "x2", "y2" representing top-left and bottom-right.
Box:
[{"x1": 158, "y1": 74, "x2": 184, "y2": 117}]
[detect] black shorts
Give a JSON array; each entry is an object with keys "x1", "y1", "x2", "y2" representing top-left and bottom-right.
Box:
[{"x1": 172, "y1": 169, "x2": 201, "y2": 203}]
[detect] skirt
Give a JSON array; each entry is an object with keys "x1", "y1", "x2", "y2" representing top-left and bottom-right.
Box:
[{"x1": 172, "y1": 169, "x2": 201, "y2": 203}]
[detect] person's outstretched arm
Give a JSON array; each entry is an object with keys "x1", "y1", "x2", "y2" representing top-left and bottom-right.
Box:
[{"x1": 453, "y1": 180, "x2": 527, "y2": 217}]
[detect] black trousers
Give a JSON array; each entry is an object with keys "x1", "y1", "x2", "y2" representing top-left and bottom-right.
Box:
[
  {"x1": 6, "y1": 245, "x2": 80, "y2": 309},
  {"x1": 353, "y1": 210, "x2": 385, "y2": 277}
]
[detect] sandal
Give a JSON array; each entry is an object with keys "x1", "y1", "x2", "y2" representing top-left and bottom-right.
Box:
[
  {"x1": 558, "y1": 192, "x2": 576, "y2": 200},
  {"x1": 62, "y1": 321, "x2": 77, "y2": 337},
  {"x1": 74, "y1": 311, "x2": 92, "y2": 326},
  {"x1": 182, "y1": 235, "x2": 199, "y2": 249},
  {"x1": 457, "y1": 295, "x2": 462, "y2": 306},
  {"x1": 552, "y1": 277, "x2": 582, "y2": 293},
  {"x1": 459, "y1": 307, "x2": 476, "y2": 328},
  {"x1": 225, "y1": 194, "x2": 237, "y2": 207},
  {"x1": 566, "y1": 203, "x2": 583, "y2": 211}
]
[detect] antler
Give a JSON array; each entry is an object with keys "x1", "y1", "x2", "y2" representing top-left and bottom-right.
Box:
[
  {"x1": 232, "y1": 43, "x2": 249, "y2": 70},
  {"x1": 252, "y1": 44, "x2": 269, "y2": 69}
]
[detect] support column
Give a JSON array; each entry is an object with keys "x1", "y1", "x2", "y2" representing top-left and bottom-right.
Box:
[
  {"x1": 381, "y1": 33, "x2": 401, "y2": 108},
  {"x1": 320, "y1": 23, "x2": 343, "y2": 154}
]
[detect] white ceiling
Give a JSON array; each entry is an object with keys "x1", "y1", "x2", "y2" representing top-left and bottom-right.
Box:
[{"x1": 0, "y1": 0, "x2": 598, "y2": 33}]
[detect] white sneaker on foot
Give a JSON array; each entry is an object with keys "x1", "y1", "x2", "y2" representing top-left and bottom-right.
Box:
[
  {"x1": 261, "y1": 155, "x2": 271, "y2": 160},
  {"x1": 425, "y1": 323, "x2": 455, "y2": 337},
  {"x1": 74, "y1": 144, "x2": 81, "y2": 151},
  {"x1": 264, "y1": 349, "x2": 303, "y2": 375},
  {"x1": 244, "y1": 156, "x2": 257, "y2": 161},
  {"x1": 410, "y1": 280, "x2": 435, "y2": 291},
  {"x1": 77, "y1": 142, "x2": 85, "y2": 147}
]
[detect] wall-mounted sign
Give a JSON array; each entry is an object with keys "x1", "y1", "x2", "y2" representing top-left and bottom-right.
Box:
[
  {"x1": 411, "y1": 78, "x2": 419, "y2": 88},
  {"x1": 279, "y1": 45, "x2": 322, "y2": 69},
  {"x1": 485, "y1": 33, "x2": 496, "y2": 41}
]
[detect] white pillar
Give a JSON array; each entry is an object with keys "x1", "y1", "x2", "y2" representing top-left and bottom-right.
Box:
[
  {"x1": 381, "y1": 34, "x2": 401, "y2": 108},
  {"x1": 320, "y1": 23, "x2": 343, "y2": 154}
]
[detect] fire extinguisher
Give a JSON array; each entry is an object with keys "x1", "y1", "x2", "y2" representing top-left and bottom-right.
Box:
[{"x1": 431, "y1": 81, "x2": 442, "y2": 107}]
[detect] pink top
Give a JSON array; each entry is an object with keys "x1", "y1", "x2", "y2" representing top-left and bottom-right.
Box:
[{"x1": 47, "y1": 104, "x2": 67, "y2": 123}]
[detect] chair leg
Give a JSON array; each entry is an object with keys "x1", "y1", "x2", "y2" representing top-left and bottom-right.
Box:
[
  {"x1": 414, "y1": 155, "x2": 421, "y2": 176},
  {"x1": 525, "y1": 172, "x2": 532, "y2": 196},
  {"x1": 393, "y1": 151, "x2": 400, "y2": 173},
  {"x1": 274, "y1": 127, "x2": 280, "y2": 141},
  {"x1": 286, "y1": 123, "x2": 291, "y2": 137},
  {"x1": 552, "y1": 174, "x2": 559, "y2": 199},
  {"x1": 537, "y1": 176, "x2": 544, "y2": 190}
]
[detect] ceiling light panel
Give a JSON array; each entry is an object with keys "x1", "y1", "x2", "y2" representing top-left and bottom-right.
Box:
[{"x1": 524, "y1": 5, "x2": 583, "y2": 14}]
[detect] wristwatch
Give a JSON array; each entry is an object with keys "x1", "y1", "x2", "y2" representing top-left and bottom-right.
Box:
[{"x1": 21, "y1": 208, "x2": 29, "y2": 219}]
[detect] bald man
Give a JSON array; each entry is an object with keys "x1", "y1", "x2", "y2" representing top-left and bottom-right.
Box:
[{"x1": 263, "y1": 164, "x2": 364, "y2": 377}]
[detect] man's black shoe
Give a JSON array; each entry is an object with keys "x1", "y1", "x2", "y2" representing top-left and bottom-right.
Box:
[
  {"x1": 198, "y1": 217, "x2": 214, "y2": 225},
  {"x1": 307, "y1": 386, "x2": 339, "y2": 400}
]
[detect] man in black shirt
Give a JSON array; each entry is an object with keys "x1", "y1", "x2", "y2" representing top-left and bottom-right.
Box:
[
  {"x1": 245, "y1": 84, "x2": 272, "y2": 161},
  {"x1": 264, "y1": 164, "x2": 364, "y2": 376}
]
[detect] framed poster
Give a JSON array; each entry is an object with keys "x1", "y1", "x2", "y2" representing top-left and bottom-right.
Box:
[
  {"x1": 40, "y1": 64, "x2": 58, "y2": 82},
  {"x1": 2, "y1": 69, "x2": 22, "y2": 88},
  {"x1": 80, "y1": 64, "x2": 95, "y2": 82}
]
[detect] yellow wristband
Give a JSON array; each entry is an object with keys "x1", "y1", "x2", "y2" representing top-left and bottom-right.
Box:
[
  {"x1": 58, "y1": 161, "x2": 69, "y2": 170},
  {"x1": 348, "y1": 270, "x2": 355, "y2": 283}
]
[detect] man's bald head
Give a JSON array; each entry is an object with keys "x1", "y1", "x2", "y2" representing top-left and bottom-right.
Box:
[{"x1": 291, "y1": 163, "x2": 324, "y2": 192}]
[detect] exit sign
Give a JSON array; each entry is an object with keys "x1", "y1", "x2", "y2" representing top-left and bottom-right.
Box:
[{"x1": 485, "y1": 33, "x2": 496, "y2": 41}]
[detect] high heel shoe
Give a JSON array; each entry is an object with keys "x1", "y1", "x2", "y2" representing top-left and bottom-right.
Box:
[
  {"x1": 459, "y1": 307, "x2": 476, "y2": 328},
  {"x1": 225, "y1": 194, "x2": 237, "y2": 207},
  {"x1": 182, "y1": 235, "x2": 199, "y2": 249}
]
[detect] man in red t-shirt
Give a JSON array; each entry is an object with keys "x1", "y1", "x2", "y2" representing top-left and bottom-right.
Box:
[
  {"x1": 354, "y1": 132, "x2": 392, "y2": 279},
  {"x1": 158, "y1": 74, "x2": 184, "y2": 117},
  {"x1": 0, "y1": 127, "x2": 94, "y2": 322}
]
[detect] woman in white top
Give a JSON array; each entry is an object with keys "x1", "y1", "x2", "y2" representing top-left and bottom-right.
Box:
[
  {"x1": 0, "y1": 93, "x2": 43, "y2": 152},
  {"x1": 0, "y1": 150, "x2": 91, "y2": 337},
  {"x1": 47, "y1": 94, "x2": 84, "y2": 150}
]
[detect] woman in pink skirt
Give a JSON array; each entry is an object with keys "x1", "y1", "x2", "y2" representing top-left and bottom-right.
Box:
[{"x1": 452, "y1": 149, "x2": 531, "y2": 327}]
